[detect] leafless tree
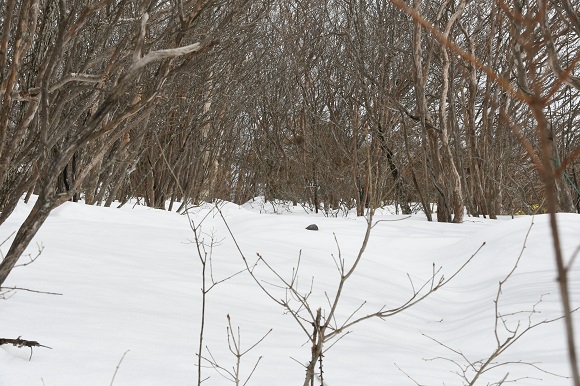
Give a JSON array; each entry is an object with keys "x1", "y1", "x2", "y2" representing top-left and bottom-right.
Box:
[
  {"x1": 389, "y1": 1, "x2": 580, "y2": 384},
  {"x1": 0, "y1": 0, "x2": 265, "y2": 286}
]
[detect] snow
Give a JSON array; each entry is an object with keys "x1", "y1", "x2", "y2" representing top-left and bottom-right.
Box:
[{"x1": 1, "y1": 197, "x2": 579, "y2": 386}]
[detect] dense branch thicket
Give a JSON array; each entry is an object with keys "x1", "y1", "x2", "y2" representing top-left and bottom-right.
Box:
[{"x1": 1, "y1": 0, "x2": 580, "y2": 283}]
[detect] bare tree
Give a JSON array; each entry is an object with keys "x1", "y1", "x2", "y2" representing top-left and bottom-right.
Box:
[
  {"x1": 389, "y1": 1, "x2": 580, "y2": 384},
  {"x1": 0, "y1": 0, "x2": 263, "y2": 286}
]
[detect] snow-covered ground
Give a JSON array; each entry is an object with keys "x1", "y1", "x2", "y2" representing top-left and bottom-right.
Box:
[{"x1": 1, "y1": 197, "x2": 579, "y2": 386}]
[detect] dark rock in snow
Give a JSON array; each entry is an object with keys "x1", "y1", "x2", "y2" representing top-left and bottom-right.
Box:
[{"x1": 306, "y1": 224, "x2": 319, "y2": 231}]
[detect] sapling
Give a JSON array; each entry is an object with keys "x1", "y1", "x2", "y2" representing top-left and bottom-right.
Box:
[
  {"x1": 218, "y1": 204, "x2": 484, "y2": 385},
  {"x1": 201, "y1": 314, "x2": 271, "y2": 386}
]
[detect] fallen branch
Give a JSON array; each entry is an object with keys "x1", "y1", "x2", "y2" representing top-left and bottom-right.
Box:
[{"x1": 0, "y1": 336, "x2": 52, "y2": 360}]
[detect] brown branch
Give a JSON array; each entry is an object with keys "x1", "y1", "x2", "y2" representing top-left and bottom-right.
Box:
[
  {"x1": 0, "y1": 337, "x2": 52, "y2": 349},
  {"x1": 0, "y1": 336, "x2": 52, "y2": 360},
  {"x1": 555, "y1": 146, "x2": 580, "y2": 179},
  {"x1": 48, "y1": 73, "x2": 103, "y2": 93},
  {"x1": 389, "y1": 0, "x2": 531, "y2": 104}
]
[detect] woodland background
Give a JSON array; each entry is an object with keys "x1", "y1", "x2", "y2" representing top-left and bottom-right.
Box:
[{"x1": 0, "y1": 0, "x2": 579, "y2": 281}]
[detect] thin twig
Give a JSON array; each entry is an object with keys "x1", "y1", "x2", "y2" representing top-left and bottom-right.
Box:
[
  {"x1": 109, "y1": 350, "x2": 130, "y2": 386},
  {"x1": 371, "y1": 216, "x2": 412, "y2": 229},
  {"x1": 395, "y1": 363, "x2": 424, "y2": 386},
  {"x1": 0, "y1": 286, "x2": 62, "y2": 295},
  {"x1": 14, "y1": 242, "x2": 44, "y2": 268}
]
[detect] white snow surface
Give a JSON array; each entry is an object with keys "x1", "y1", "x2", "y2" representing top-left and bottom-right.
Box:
[{"x1": 1, "y1": 197, "x2": 579, "y2": 386}]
